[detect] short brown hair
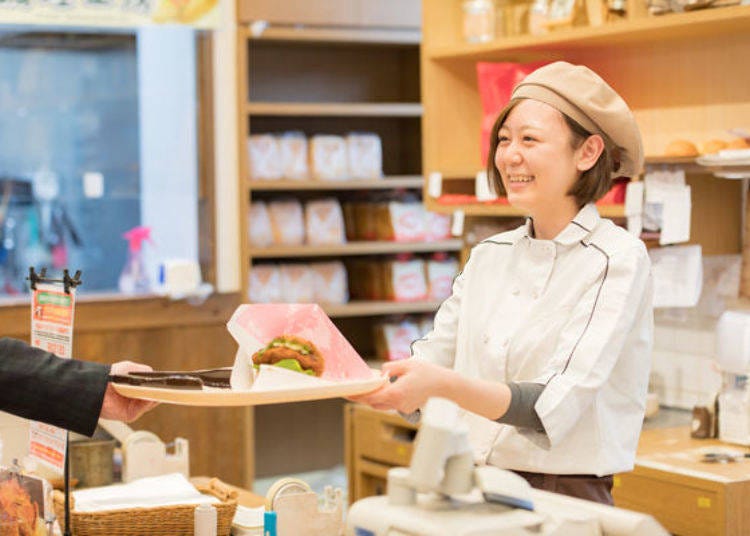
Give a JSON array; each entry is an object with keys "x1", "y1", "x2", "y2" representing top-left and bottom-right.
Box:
[{"x1": 486, "y1": 99, "x2": 618, "y2": 208}]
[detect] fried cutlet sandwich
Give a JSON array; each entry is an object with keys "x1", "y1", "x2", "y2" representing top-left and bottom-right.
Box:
[{"x1": 252, "y1": 335, "x2": 324, "y2": 377}]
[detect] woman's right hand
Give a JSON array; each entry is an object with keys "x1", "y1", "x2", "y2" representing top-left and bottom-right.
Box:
[{"x1": 348, "y1": 359, "x2": 454, "y2": 414}]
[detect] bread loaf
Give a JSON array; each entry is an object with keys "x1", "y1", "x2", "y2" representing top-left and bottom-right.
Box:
[
  {"x1": 702, "y1": 139, "x2": 728, "y2": 155},
  {"x1": 664, "y1": 139, "x2": 699, "y2": 157}
]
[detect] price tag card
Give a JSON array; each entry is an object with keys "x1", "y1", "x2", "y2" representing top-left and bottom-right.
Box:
[{"x1": 29, "y1": 283, "x2": 77, "y2": 473}]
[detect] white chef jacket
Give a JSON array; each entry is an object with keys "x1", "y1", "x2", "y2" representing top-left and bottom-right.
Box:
[{"x1": 412, "y1": 203, "x2": 653, "y2": 476}]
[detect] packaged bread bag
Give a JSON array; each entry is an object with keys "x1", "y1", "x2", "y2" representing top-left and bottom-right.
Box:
[
  {"x1": 426, "y1": 253, "x2": 459, "y2": 300},
  {"x1": 383, "y1": 256, "x2": 428, "y2": 302},
  {"x1": 247, "y1": 134, "x2": 283, "y2": 180},
  {"x1": 310, "y1": 261, "x2": 349, "y2": 304},
  {"x1": 305, "y1": 198, "x2": 346, "y2": 245},
  {"x1": 248, "y1": 201, "x2": 273, "y2": 248},
  {"x1": 268, "y1": 199, "x2": 305, "y2": 245},
  {"x1": 374, "y1": 318, "x2": 422, "y2": 361},
  {"x1": 279, "y1": 131, "x2": 309, "y2": 180},
  {"x1": 425, "y1": 211, "x2": 452, "y2": 241},
  {"x1": 377, "y1": 201, "x2": 426, "y2": 242},
  {"x1": 310, "y1": 135, "x2": 348, "y2": 181},
  {"x1": 248, "y1": 264, "x2": 281, "y2": 303},
  {"x1": 346, "y1": 132, "x2": 383, "y2": 179},
  {"x1": 347, "y1": 259, "x2": 384, "y2": 300},
  {"x1": 279, "y1": 264, "x2": 314, "y2": 303}
]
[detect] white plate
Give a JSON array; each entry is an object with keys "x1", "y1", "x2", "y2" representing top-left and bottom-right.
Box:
[
  {"x1": 111, "y1": 370, "x2": 386, "y2": 406},
  {"x1": 696, "y1": 155, "x2": 750, "y2": 167}
]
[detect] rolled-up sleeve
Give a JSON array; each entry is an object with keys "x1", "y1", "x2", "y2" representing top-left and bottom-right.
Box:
[{"x1": 534, "y1": 243, "x2": 652, "y2": 448}]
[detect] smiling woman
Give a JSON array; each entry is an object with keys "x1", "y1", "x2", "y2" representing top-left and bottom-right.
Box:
[{"x1": 354, "y1": 61, "x2": 652, "y2": 507}]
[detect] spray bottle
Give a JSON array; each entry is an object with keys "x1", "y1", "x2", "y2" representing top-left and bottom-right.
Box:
[{"x1": 118, "y1": 226, "x2": 152, "y2": 294}]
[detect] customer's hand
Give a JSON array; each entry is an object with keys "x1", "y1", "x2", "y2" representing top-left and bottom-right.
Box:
[
  {"x1": 349, "y1": 359, "x2": 454, "y2": 414},
  {"x1": 100, "y1": 361, "x2": 159, "y2": 422}
]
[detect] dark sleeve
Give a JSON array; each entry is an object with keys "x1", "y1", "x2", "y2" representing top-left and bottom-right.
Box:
[
  {"x1": 0, "y1": 337, "x2": 111, "y2": 436},
  {"x1": 496, "y1": 382, "x2": 546, "y2": 433}
]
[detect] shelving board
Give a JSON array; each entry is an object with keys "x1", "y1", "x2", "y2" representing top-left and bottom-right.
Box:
[
  {"x1": 248, "y1": 176, "x2": 423, "y2": 191},
  {"x1": 645, "y1": 156, "x2": 750, "y2": 176},
  {"x1": 242, "y1": 25, "x2": 421, "y2": 45},
  {"x1": 425, "y1": 199, "x2": 626, "y2": 218},
  {"x1": 322, "y1": 300, "x2": 444, "y2": 318},
  {"x1": 246, "y1": 102, "x2": 423, "y2": 117},
  {"x1": 249, "y1": 239, "x2": 463, "y2": 259},
  {"x1": 427, "y1": 5, "x2": 750, "y2": 61}
]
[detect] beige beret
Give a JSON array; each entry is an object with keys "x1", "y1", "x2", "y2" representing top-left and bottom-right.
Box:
[{"x1": 511, "y1": 61, "x2": 644, "y2": 178}]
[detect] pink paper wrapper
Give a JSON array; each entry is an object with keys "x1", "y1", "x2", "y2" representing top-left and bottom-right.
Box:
[{"x1": 227, "y1": 304, "x2": 373, "y2": 380}]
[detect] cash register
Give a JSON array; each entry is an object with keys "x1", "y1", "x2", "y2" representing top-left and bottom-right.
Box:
[{"x1": 346, "y1": 398, "x2": 668, "y2": 536}]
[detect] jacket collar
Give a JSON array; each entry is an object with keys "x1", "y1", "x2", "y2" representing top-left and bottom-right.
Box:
[{"x1": 522, "y1": 203, "x2": 600, "y2": 246}]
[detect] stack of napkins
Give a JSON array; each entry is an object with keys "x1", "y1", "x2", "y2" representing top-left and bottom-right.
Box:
[{"x1": 72, "y1": 473, "x2": 219, "y2": 512}]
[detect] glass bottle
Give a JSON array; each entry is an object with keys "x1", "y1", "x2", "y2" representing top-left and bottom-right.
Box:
[{"x1": 462, "y1": 0, "x2": 496, "y2": 43}]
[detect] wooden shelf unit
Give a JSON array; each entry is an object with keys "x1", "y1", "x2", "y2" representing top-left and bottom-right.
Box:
[
  {"x1": 248, "y1": 175, "x2": 423, "y2": 191},
  {"x1": 246, "y1": 102, "x2": 423, "y2": 117},
  {"x1": 428, "y1": 5, "x2": 750, "y2": 61},
  {"x1": 241, "y1": 24, "x2": 421, "y2": 45},
  {"x1": 421, "y1": 1, "x2": 747, "y2": 254},
  {"x1": 322, "y1": 300, "x2": 444, "y2": 318},
  {"x1": 237, "y1": 3, "x2": 440, "y2": 485},
  {"x1": 249, "y1": 239, "x2": 462, "y2": 259},
  {"x1": 425, "y1": 199, "x2": 626, "y2": 218}
]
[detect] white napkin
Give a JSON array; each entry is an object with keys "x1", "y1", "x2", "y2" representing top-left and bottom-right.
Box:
[{"x1": 72, "y1": 473, "x2": 219, "y2": 512}]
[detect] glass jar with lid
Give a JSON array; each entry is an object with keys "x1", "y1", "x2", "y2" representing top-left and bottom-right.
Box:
[{"x1": 462, "y1": 0, "x2": 496, "y2": 43}]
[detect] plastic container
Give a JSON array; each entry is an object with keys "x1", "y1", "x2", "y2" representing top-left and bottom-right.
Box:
[{"x1": 194, "y1": 503, "x2": 217, "y2": 536}]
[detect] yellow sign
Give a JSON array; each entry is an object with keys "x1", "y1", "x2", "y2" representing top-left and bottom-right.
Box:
[{"x1": 0, "y1": 0, "x2": 220, "y2": 29}]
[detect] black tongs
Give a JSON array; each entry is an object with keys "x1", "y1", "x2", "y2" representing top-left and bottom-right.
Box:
[{"x1": 109, "y1": 367, "x2": 233, "y2": 390}]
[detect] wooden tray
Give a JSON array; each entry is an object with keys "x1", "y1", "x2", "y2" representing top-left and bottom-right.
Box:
[{"x1": 112, "y1": 371, "x2": 385, "y2": 407}]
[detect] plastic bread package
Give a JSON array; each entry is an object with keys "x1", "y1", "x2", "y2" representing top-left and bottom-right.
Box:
[
  {"x1": 383, "y1": 258, "x2": 428, "y2": 302},
  {"x1": 279, "y1": 264, "x2": 314, "y2": 303},
  {"x1": 378, "y1": 202, "x2": 426, "y2": 242},
  {"x1": 248, "y1": 264, "x2": 282, "y2": 303},
  {"x1": 279, "y1": 131, "x2": 309, "y2": 180},
  {"x1": 267, "y1": 199, "x2": 305, "y2": 246},
  {"x1": 305, "y1": 198, "x2": 347, "y2": 245},
  {"x1": 248, "y1": 201, "x2": 273, "y2": 248},
  {"x1": 346, "y1": 132, "x2": 383, "y2": 179},
  {"x1": 426, "y1": 255, "x2": 459, "y2": 300},
  {"x1": 310, "y1": 135, "x2": 348, "y2": 181},
  {"x1": 247, "y1": 134, "x2": 283, "y2": 180},
  {"x1": 310, "y1": 261, "x2": 349, "y2": 304},
  {"x1": 353, "y1": 202, "x2": 380, "y2": 240},
  {"x1": 347, "y1": 259, "x2": 384, "y2": 300},
  {"x1": 373, "y1": 319, "x2": 422, "y2": 361},
  {"x1": 425, "y1": 211, "x2": 452, "y2": 241}
]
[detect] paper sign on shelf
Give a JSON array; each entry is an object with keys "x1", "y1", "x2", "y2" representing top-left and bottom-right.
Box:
[
  {"x1": 475, "y1": 170, "x2": 498, "y2": 201},
  {"x1": 29, "y1": 283, "x2": 77, "y2": 473},
  {"x1": 427, "y1": 172, "x2": 443, "y2": 198},
  {"x1": 451, "y1": 210, "x2": 465, "y2": 237},
  {"x1": 624, "y1": 181, "x2": 644, "y2": 216}
]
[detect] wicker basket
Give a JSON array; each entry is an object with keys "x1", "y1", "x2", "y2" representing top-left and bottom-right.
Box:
[{"x1": 53, "y1": 477, "x2": 238, "y2": 536}]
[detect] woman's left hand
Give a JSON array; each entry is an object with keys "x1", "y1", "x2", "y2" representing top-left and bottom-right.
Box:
[{"x1": 349, "y1": 359, "x2": 454, "y2": 414}]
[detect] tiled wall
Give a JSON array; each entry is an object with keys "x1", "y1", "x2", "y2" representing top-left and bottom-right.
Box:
[{"x1": 650, "y1": 318, "x2": 722, "y2": 409}]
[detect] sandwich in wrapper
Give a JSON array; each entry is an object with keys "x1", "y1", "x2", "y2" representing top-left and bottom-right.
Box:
[{"x1": 252, "y1": 335, "x2": 325, "y2": 377}]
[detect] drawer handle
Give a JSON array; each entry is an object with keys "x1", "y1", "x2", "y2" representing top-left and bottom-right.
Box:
[{"x1": 383, "y1": 424, "x2": 417, "y2": 444}]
